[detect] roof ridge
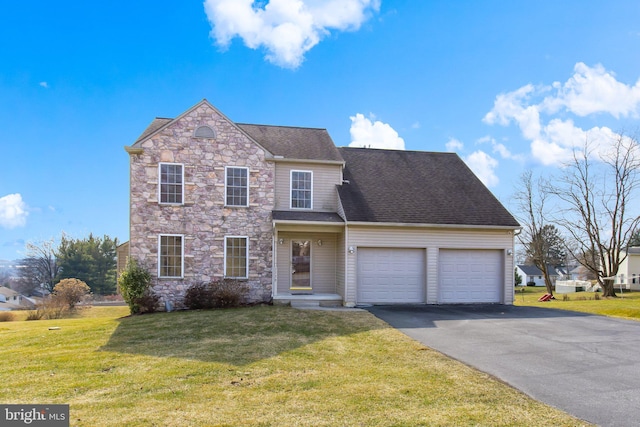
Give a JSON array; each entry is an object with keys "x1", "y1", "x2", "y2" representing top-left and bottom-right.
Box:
[{"x1": 237, "y1": 123, "x2": 328, "y2": 131}]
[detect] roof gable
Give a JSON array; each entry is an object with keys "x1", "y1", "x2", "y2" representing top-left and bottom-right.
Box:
[
  {"x1": 517, "y1": 265, "x2": 559, "y2": 276},
  {"x1": 337, "y1": 147, "x2": 519, "y2": 227}
]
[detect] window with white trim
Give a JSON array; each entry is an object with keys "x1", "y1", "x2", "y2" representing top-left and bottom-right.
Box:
[
  {"x1": 159, "y1": 234, "x2": 183, "y2": 278},
  {"x1": 225, "y1": 166, "x2": 249, "y2": 207},
  {"x1": 290, "y1": 170, "x2": 312, "y2": 209},
  {"x1": 159, "y1": 163, "x2": 183, "y2": 204},
  {"x1": 225, "y1": 236, "x2": 248, "y2": 279}
]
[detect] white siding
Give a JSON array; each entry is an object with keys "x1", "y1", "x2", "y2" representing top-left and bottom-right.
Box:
[
  {"x1": 275, "y1": 232, "x2": 338, "y2": 294},
  {"x1": 274, "y1": 162, "x2": 342, "y2": 211},
  {"x1": 345, "y1": 226, "x2": 515, "y2": 305}
]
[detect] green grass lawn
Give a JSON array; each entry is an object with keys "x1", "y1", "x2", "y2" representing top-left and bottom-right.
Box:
[
  {"x1": 514, "y1": 286, "x2": 640, "y2": 320},
  {"x1": 0, "y1": 306, "x2": 589, "y2": 426}
]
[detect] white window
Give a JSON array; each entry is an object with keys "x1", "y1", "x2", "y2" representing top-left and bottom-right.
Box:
[
  {"x1": 158, "y1": 234, "x2": 183, "y2": 278},
  {"x1": 159, "y1": 163, "x2": 183, "y2": 204},
  {"x1": 290, "y1": 170, "x2": 312, "y2": 209},
  {"x1": 224, "y1": 236, "x2": 248, "y2": 279},
  {"x1": 225, "y1": 166, "x2": 249, "y2": 207}
]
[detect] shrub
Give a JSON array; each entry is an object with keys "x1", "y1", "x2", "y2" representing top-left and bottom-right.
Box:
[
  {"x1": 137, "y1": 290, "x2": 161, "y2": 314},
  {"x1": 53, "y1": 278, "x2": 91, "y2": 309},
  {"x1": 26, "y1": 297, "x2": 68, "y2": 320},
  {"x1": 183, "y1": 279, "x2": 249, "y2": 310},
  {"x1": 0, "y1": 312, "x2": 15, "y2": 322},
  {"x1": 184, "y1": 282, "x2": 215, "y2": 310},
  {"x1": 118, "y1": 258, "x2": 153, "y2": 314},
  {"x1": 212, "y1": 279, "x2": 249, "y2": 308}
]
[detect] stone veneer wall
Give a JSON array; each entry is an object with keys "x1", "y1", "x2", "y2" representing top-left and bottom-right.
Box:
[{"x1": 129, "y1": 103, "x2": 275, "y2": 308}]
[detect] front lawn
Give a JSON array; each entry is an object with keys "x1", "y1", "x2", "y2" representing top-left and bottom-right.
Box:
[
  {"x1": 0, "y1": 306, "x2": 588, "y2": 426},
  {"x1": 514, "y1": 286, "x2": 640, "y2": 320}
]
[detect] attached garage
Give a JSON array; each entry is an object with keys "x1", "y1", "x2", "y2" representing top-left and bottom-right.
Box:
[
  {"x1": 438, "y1": 249, "x2": 503, "y2": 303},
  {"x1": 357, "y1": 248, "x2": 425, "y2": 303}
]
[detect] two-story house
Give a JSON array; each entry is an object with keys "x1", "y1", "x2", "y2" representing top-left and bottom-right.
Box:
[{"x1": 124, "y1": 100, "x2": 520, "y2": 309}]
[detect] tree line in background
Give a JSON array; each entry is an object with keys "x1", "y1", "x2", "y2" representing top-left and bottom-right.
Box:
[
  {"x1": 12, "y1": 234, "x2": 119, "y2": 296},
  {"x1": 514, "y1": 132, "x2": 640, "y2": 297}
]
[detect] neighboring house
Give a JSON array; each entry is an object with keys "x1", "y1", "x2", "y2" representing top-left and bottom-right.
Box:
[
  {"x1": 614, "y1": 247, "x2": 640, "y2": 291},
  {"x1": 116, "y1": 241, "x2": 130, "y2": 276},
  {"x1": 124, "y1": 100, "x2": 520, "y2": 308},
  {"x1": 0, "y1": 287, "x2": 35, "y2": 310},
  {"x1": 515, "y1": 265, "x2": 559, "y2": 287}
]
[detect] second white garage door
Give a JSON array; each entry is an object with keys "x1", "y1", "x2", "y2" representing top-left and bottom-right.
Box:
[
  {"x1": 358, "y1": 248, "x2": 425, "y2": 303},
  {"x1": 438, "y1": 249, "x2": 502, "y2": 303}
]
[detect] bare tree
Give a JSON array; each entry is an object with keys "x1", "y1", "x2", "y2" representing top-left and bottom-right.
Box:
[
  {"x1": 514, "y1": 170, "x2": 562, "y2": 295},
  {"x1": 17, "y1": 239, "x2": 60, "y2": 294},
  {"x1": 550, "y1": 134, "x2": 640, "y2": 297}
]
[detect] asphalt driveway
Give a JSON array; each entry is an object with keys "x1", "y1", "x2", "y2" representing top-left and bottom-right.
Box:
[{"x1": 367, "y1": 304, "x2": 640, "y2": 427}]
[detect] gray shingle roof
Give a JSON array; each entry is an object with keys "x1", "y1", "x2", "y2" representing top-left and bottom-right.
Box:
[
  {"x1": 237, "y1": 124, "x2": 344, "y2": 162},
  {"x1": 337, "y1": 147, "x2": 520, "y2": 227},
  {"x1": 134, "y1": 118, "x2": 173, "y2": 145},
  {"x1": 517, "y1": 265, "x2": 559, "y2": 276},
  {"x1": 272, "y1": 211, "x2": 344, "y2": 222}
]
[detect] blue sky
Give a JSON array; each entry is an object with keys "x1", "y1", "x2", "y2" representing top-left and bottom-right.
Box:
[{"x1": 1, "y1": 0, "x2": 640, "y2": 261}]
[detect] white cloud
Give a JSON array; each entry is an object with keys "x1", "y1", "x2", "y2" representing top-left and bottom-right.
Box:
[
  {"x1": 445, "y1": 138, "x2": 464, "y2": 152},
  {"x1": 477, "y1": 135, "x2": 524, "y2": 161},
  {"x1": 542, "y1": 63, "x2": 640, "y2": 118},
  {"x1": 0, "y1": 194, "x2": 28, "y2": 229},
  {"x1": 349, "y1": 113, "x2": 405, "y2": 150},
  {"x1": 484, "y1": 63, "x2": 640, "y2": 166},
  {"x1": 464, "y1": 151, "x2": 499, "y2": 187},
  {"x1": 39, "y1": 81, "x2": 49, "y2": 89},
  {"x1": 411, "y1": 121, "x2": 421, "y2": 129},
  {"x1": 203, "y1": 0, "x2": 381, "y2": 68}
]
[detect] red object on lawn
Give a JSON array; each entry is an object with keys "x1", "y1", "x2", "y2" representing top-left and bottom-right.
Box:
[{"x1": 538, "y1": 293, "x2": 553, "y2": 302}]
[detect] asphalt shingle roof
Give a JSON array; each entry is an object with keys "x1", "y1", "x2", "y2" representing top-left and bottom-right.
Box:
[
  {"x1": 337, "y1": 147, "x2": 520, "y2": 226},
  {"x1": 272, "y1": 211, "x2": 344, "y2": 222},
  {"x1": 517, "y1": 265, "x2": 559, "y2": 276},
  {"x1": 134, "y1": 118, "x2": 173, "y2": 145},
  {"x1": 237, "y1": 124, "x2": 344, "y2": 162}
]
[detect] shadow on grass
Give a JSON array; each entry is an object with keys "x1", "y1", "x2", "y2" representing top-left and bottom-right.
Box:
[{"x1": 100, "y1": 305, "x2": 386, "y2": 366}]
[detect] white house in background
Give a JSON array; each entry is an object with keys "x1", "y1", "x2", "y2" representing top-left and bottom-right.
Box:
[
  {"x1": 516, "y1": 264, "x2": 559, "y2": 287},
  {"x1": 614, "y1": 247, "x2": 640, "y2": 291},
  {"x1": 0, "y1": 287, "x2": 35, "y2": 311}
]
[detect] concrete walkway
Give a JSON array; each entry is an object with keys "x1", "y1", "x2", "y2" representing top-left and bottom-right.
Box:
[{"x1": 367, "y1": 304, "x2": 640, "y2": 427}]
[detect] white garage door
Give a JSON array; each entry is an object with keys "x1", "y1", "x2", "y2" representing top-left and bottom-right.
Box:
[
  {"x1": 439, "y1": 249, "x2": 503, "y2": 303},
  {"x1": 358, "y1": 248, "x2": 425, "y2": 303}
]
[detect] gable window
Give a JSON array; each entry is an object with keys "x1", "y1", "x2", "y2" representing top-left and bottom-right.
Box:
[
  {"x1": 290, "y1": 170, "x2": 312, "y2": 209},
  {"x1": 225, "y1": 236, "x2": 248, "y2": 279},
  {"x1": 194, "y1": 125, "x2": 216, "y2": 139},
  {"x1": 159, "y1": 163, "x2": 183, "y2": 204},
  {"x1": 225, "y1": 166, "x2": 249, "y2": 207},
  {"x1": 159, "y1": 234, "x2": 183, "y2": 278}
]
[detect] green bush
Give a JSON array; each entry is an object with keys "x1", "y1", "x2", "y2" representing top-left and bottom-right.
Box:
[{"x1": 118, "y1": 259, "x2": 154, "y2": 314}]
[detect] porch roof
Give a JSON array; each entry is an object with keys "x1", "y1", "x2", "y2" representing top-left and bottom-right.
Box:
[{"x1": 272, "y1": 210, "x2": 344, "y2": 223}]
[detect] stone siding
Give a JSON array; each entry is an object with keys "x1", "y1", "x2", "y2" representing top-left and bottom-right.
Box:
[{"x1": 129, "y1": 103, "x2": 275, "y2": 308}]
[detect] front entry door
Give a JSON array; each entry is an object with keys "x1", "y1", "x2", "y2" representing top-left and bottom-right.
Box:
[{"x1": 291, "y1": 240, "x2": 311, "y2": 290}]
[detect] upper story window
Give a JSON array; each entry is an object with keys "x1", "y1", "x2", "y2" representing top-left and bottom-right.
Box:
[
  {"x1": 225, "y1": 166, "x2": 249, "y2": 207},
  {"x1": 158, "y1": 234, "x2": 183, "y2": 278},
  {"x1": 159, "y1": 163, "x2": 183, "y2": 205},
  {"x1": 291, "y1": 170, "x2": 312, "y2": 209}
]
